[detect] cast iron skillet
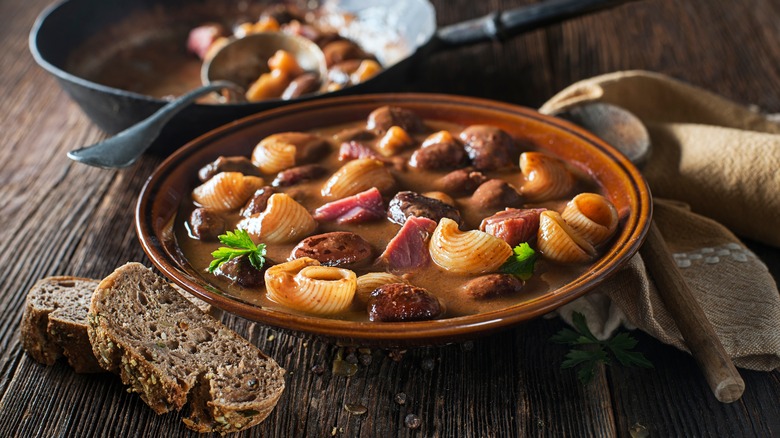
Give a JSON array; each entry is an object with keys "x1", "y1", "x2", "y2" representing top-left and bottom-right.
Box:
[{"x1": 30, "y1": 0, "x2": 634, "y2": 153}]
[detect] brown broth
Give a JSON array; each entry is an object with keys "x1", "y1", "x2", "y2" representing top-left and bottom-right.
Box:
[
  {"x1": 176, "y1": 120, "x2": 602, "y2": 321},
  {"x1": 88, "y1": 37, "x2": 206, "y2": 100}
]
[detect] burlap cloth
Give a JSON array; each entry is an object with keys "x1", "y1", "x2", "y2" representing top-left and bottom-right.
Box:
[{"x1": 539, "y1": 71, "x2": 780, "y2": 371}]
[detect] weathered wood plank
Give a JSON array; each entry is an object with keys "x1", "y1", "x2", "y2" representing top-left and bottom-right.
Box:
[{"x1": 0, "y1": 0, "x2": 778, "y2": 437}]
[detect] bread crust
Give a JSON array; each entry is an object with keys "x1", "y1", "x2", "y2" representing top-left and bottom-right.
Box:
[
  {"x1": 21, "y1": 276, "x2": 104, "y2": 373},
  {"x1": 20, "y1": 275, "x2": 220, "y2": 375},
  {"x1": 88, "y1": 263, "x2": 285, "y2": 434}
]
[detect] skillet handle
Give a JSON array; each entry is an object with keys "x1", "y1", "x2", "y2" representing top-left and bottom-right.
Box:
[{"x1": 435, "y1": 0, "x2": 637, "y2": 48}]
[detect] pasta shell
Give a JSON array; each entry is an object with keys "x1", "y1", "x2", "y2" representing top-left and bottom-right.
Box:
[
  {"x1": 519, "y1": 152, "x2": 576, "y2": 202},
  {"x1": 537, "y1": 211, "x2": 597, "y2": 263},
  {"x1": 192, "y1": 172, "x2": 264, "y2": 211},
  {"x1": 251, "y1": 135, "x2": 297, "y2": 173},
  {"x1": 429, "y1": 218, "x2": 512, "y2": 275},
  {"x1": 252, "y1": 132, "x2": 328, "y2": 173},
  {"x1": 265, "y1": 257, "x2": 357, "y2": 315},
  {"x1": 561, "y1": 193, "x2": 619, "y2": 246},
  {"x1": 237, "y1": 193, "x2": 317, "y2": 243},
  {"x1": 376, "y1": 126, "x2": 414, "y2": 157},
  {"x1": 355, "y1": 272, "x2": 406, "y2": 304},
  {"x1": 321, "y1": 158, "x2": 395, "y2": 199}
]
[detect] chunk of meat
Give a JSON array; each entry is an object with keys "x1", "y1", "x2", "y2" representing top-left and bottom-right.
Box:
[
  {"x1": 197, "y1": 156, "x2": 261, "y2": 182},
  {"x1": 459, "y1": 125, "x2": 519, "y2": 171},
  {"x1": 409, "y1": 142, "x2": 468, "y2": 170},
  {"x1": 186, "y1": 24, "x2": 225, "y2": 60},
  {"x1": 435, "y1": 168, "x2": 488, "y2": 195},
  {"x1": 214, "y1": 255, "x2": 268, "y2": 288},
  {"x1": 387, "y1": 191, "x2": 462, "y2": 226},
  {"x1": 479, "y1": 208, "x2": 546, "y2": 247},
  {"x1": 366, "y1": 106, "x2": 425, "y2": 135},
  {"x1": 272, "y1": 164, "x2": 327, "y2": 187},
  {"x1": 378, "y1": 216, "x2": 437, "y2": 271},
  {"x1": 290, "y1": 232, "x2": 372, "y2": 267},
  {"x1": 338, "y1": 141, "x2": 381, "y2": 161},
  {"x1": 188, "y1": 208, "x2": 225, "y2": 240},
  {"x1": 462, "y1": 274, "x2": 524, "y2": 300},
  {"x1": 312, "y1": 187, "x2": 385, "y2": 224},
  {"x1": 471, "y1": 179, "x2": 523, "y2": 210},
  {"x1": 240, "y1": 186, "x2": 275, "y2": 218},
  {"x1": 368, "y1": 283, "x2": 442, "y2": 322}
]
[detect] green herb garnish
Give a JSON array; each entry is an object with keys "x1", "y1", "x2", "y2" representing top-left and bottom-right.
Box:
[
  {"x1": 500, "y1": 242, "x2": 538, "y2": 280},
  {"x1": 208, "y1": 229, "x2": 266, "y2": 273},
  {"x1": 551, "y1": 312, "x2": 653, "y2": 384}
]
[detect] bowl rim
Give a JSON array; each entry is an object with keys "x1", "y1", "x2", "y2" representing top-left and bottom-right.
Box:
[{"x1": 136, "y1": 92, "x2": 652, "y2": 345}]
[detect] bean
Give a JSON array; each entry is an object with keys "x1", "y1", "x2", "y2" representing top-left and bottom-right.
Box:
[
  {"x1": 281, "y1": 73, "x2": 320, "y2": 99},
  {"x1": 409, "y1": 142, "x2": 468, "y2": 170},
  {"x1": 323, "y1": 40, "x2": 371, "y2": 67},
  {"x1": 214, "y1": 255, "x2": 267, "y2": 288},
  {"x1": 459, "y1": 125, "x2": 519, "y2": 170},
  {"x1": 240, "y1": 187, "x2": 275, "y2": 218},
  {"x1": 387, "y1": 191, "x2": 462, "y2": 226},
  {"x1": 368, "y1": 283, "x2": 442, "y2": 322},
  {"x1": 272, "y1": 164, "x2": 327, "y2": 187},
  {"x1": 471, "y1": 179, "x2": 523, "y2": 210},
  {"x1": 462, "y1": 274, "x2": 524, "y2": 300},
  {"x1": 197, "y1": 156, "x2": 261, "y2": 182},
  {"x1": 435, "y1": 168, "x2": 488, "y2": 195},
  {"x1": 366, "y1": 106, "x2": 425, "y2": 135}
]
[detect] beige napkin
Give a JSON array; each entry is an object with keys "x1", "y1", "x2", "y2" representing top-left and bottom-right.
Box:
[{"x1": 540, "y1": 71, "x2": 780, "y2": 371}]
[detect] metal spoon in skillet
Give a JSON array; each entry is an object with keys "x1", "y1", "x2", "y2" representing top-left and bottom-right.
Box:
[
  {"x1": 67, "y1": 32, "x2": 327, "y2": 169},
  {"x1": 556, "y1": 102, "x2": 745, "y2": 403}
]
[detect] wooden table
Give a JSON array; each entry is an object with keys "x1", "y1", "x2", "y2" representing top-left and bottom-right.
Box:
[{"x1": 3, "y1": 0, "x2": 779, "y2": 436}]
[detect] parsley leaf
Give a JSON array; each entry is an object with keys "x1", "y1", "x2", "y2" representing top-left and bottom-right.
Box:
[
  {"x1": 207, "y1": 229, "x2": 266, "y2": 273},
  {"x1": 608, "y1": 333, "x2": 653, "y2": 368},
  {"x1": 500, "y1": 242, "x2": 538, "y2": 280},
  {"x1": 551, "y1": 311, "x2": 652, "y2": 384},
  {"x1": 570, "y1": 311, "x2": 599, "y2": 343}
]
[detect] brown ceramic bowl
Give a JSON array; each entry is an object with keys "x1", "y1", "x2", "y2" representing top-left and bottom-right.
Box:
[{"x1": 136, "y1": 93, "x2": 651, "y2": 347}]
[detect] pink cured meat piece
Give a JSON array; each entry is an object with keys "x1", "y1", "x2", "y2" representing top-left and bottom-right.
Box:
[
  {"x1": 338, "y1": 141, "x2": 381, "y2": 161},
  {"x1": 313, "y1": 187, "x2": 385, "y2": 224},
  {"x1": 479, "y1": 208, "x2": 546, "y2": 247},
  {"x1": 187, "y1": 25, "x2": 223, "y2": 60},
  {"x1": 379, "y1": 216, "x2": 437, "y2": 271}
]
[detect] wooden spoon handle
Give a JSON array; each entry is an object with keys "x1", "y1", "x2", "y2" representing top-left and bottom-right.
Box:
[{"x1": 640, "y1": 221, "x2": 745, "y2": 403}]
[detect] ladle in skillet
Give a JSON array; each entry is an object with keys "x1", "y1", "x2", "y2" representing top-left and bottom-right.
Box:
[
  {"x1": 555, "y1": 102, "x2": 745, "y2": 403},
  {"x1": 67, "y1": 32, "x2": 327, "y2": 168},
  {"x1": 63, "y1": 0, "x2": 638, "y2": 168}
]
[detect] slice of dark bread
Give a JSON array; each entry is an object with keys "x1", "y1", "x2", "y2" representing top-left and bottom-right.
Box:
[
  {"x1": 21, "y1": 276, "x2": 104, "y2": 373},
  {"x1": 21, "y1": 276, "x2": 221, "y2": 374},
  {"x1": 87, "y1": 262, "x2": 285, "y2": 434}
]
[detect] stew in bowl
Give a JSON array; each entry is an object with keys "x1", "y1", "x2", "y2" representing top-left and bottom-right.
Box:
[{"x1": 136, "y1": 93, "x2": 651, "y2": 346}]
